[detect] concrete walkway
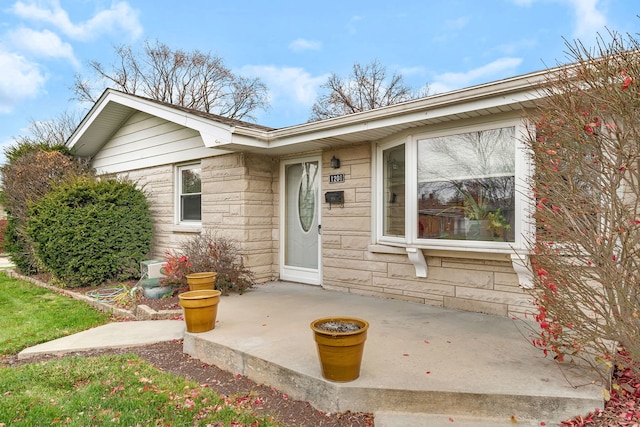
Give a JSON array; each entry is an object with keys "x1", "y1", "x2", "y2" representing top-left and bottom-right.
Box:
[
  {"x1": 17, "y1": 280, "x2": 603, "y2": 426},
  {"x1": 18, "y1": 320, "x2": 184, "y2": 359}
]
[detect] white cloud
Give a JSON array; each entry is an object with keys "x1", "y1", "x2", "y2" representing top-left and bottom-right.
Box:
[
  {"x1": 431, "y1": 57, "x2": 523, "y2": 93},
  {"x1": 239, "y1": 65, "x2": 329, "y2": 106},
  {"x1": 8, "y1": 28, "x2": 79, "y2": 68},
  {"x1": 445, "y1": 16, "x2": 470, "y2": 30},
  {"x1": 398, "y1": 66, "x2": 427, "y2": 77},
  {"x1": 347, "y1": 15, "x2": 362, "y2": 34},
  {"x1": 10, "y1": 0, "x2": 143, "y2": 41},
  {"x1": 0, "y1": 50, "x2": 46, "y2": 113},
  {"x1": 494, "y1": 38, "x2": 538, "y2": 56},
  {"x1": 289, "y1": 38, "x2": 322, "y2": 52},
  {"x1": 512, "y1": 0, "x2": 536, "y2": 5},
  {"x1": 512, "y1": 0, "x2": 608, "y2": 45},
  {"x1": 564, "y1": 0, "x2": 607, "y2": 42}
]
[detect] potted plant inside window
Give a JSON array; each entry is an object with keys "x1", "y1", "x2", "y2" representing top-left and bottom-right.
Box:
[{"x1": 457, "y1": 189, "x2": 510, "y2": 240}]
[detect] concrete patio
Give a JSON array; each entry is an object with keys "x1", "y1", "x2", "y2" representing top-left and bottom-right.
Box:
[{"x1": 184, "y1": 281, "x2": 604, "y2": 426}]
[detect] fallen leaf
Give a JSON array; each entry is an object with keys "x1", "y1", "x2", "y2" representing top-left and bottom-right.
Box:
[{"x1": 402, "y1": 353, "x2": 409, "y2": 356}]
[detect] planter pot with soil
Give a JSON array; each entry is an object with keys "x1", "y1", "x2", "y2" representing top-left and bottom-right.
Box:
[
  {"x1": 310, "y1": 316, "x2": 369, "y2": 382},
  {"x1": 186, "y1": 272, "x2": 217, "y2": 291},
  {"x1": 178, "y1": 289, "x2": 221, "y2": 333}
]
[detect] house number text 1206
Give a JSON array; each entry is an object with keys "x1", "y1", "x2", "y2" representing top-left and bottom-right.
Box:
[{"x1": 329, "y1": 174, "x2": 345, "y2": 183}]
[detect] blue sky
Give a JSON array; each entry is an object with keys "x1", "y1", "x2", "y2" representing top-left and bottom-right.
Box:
[{"x1": 0, "y1": 0, "x2": 637, "y2": 162}]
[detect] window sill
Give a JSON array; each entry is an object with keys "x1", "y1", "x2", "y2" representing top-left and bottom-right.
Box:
[
  {"x1": 368, "y1": 243, "x2": 533, "y2": 288},
  {"x1": 169, "y1": 224, "x2": 202, "y2": 234}
]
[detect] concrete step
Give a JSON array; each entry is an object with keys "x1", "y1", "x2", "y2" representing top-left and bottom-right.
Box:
[{"x1": 374, "y1": 412, "x2": 544, "y2": 427}]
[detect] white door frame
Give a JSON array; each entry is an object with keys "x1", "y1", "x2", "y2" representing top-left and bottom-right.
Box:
[{"x1": 279, "y1": 156, "x2": 322, "y2": 285}]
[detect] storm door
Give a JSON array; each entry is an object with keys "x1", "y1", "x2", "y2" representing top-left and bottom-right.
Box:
[{"x1": 280, "y1": 157, "x2": 321, "y2": 285}]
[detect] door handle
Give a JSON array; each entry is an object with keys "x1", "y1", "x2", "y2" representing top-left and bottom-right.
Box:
[{"x1": 318, "y1": 224, "x2": 322, "y2": 235}]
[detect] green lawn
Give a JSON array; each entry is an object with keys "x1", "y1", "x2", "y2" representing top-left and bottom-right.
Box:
[
  {"x1": 0, "y1": 273, "x2": 110, "y2": 355},
  {"x1": 0, "y1": 273, "x2": 279, "y2": 426},
  {"x1": 1, "y1": 354, "x2": 276, "y2": 426}
]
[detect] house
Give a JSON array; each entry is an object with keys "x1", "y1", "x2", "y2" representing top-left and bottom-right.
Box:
[{"x1": 67, "y1": 69, "x2": 547, "y2": 318}]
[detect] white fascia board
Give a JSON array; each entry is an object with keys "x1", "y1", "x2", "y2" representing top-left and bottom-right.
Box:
[
  {"x1": 267, "y1": 87, "x2": 542, "y2": 148},
  {"x1": 67, "y1": 92, "x2": 115, "y2": 150},
  {"x1": 270, "y1": 71, "x2": 546, "y2": 139},
  {"x1": 218, "y1": 133, "x2": 270, "y2": 149}
]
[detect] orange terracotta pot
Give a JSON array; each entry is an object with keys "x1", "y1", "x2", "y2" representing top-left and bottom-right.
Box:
[
  {"x1": 310, "y1": 316, "x2": 369, "y2": 382},
  {"x1": 178, "y1": 289, "x2": 221, "y2": 333},
  {"x1": 186, "y1": 272, "x2": 217, "y2": 291}
]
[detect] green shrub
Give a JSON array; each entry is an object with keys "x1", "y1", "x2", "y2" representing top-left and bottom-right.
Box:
[
  {"x1": 27, "y1": 177, "x2": 153, "y2": 287},
  {"x1": 4, "y1": 216, "x2": 35, "y2": 273},
  {"x1": 0, "y1": 218, "x2": 7, "y2": 253}
]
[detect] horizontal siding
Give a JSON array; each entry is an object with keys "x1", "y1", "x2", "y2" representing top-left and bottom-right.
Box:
[{"x1": 92, "y1": 111, "x2": 230, "y2": 174}]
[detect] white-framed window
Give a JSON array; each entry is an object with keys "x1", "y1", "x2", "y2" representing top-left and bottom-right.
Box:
[
  {"x1": 176, "y1": 163, "x2": 201, "y2": 223},
  {"x1": 376, "y1": 120, "x2": 530, "y2": 252}
]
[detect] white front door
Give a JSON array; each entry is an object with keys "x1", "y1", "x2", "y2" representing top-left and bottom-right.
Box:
[{"x1": 280, "y1": 157, "x2": 321, "y2": 285}]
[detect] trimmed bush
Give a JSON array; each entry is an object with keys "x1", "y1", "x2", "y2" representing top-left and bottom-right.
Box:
[
  {"x1": 27, "y1": 177, "x2": 153, "y2": 287},
  {"x1": 3, "y1": 216, "x2": 30, "y2": 271},
  {"x1": 0, "y1": 219, "x2": 7, "y2": 253}
]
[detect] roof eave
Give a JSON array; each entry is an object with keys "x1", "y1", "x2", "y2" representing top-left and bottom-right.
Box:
[{"x1": 67, "y1": 89, "x2": 252, "y2": 157}]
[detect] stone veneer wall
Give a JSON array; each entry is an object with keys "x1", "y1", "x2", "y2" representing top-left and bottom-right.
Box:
[
  {"x1": 319, "y1": 143, "x2": 533, "y2": 318},
  {"x1": 117, "y1": 142, "x2": 532, "y2": 318},
  {"x1": 113, "y1": 152, "x2": 278, "y2": 283},
  {"x1": 202, "y1": 152, "x2": 278, "y2": 281}
]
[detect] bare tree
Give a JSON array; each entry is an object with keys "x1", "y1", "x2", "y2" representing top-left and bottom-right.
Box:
[
  {"x1": 11, "y1": 110, "x2": 81, "y2": 150},
  {"x1": 73, "y1": 40, "x2": 269, "y2": 121},
  {"x1": 309, "y1": 60, "x2": 429, "y2": 121},
  {"x1": 524, "y1": 31, "x2": 640, "y2": 378}
]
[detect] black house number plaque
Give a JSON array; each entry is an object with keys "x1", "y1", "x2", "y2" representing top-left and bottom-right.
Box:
[{"x1": 329, "y1": 174, "x2": 345, "y2": 183}]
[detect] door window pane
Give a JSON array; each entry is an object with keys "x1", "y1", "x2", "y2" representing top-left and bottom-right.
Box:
[{"x1": 298, "y1": 163, "x2": 317, "y2": 232}]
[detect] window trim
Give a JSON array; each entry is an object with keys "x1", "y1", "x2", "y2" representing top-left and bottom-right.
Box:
[
  {"x1": 375, "y1": 119, "x2": 533, "y2": 253},
  {"x1": 175, "y1": 162, "x2": 202, "y2": 225},
  {"x1": 376, "y1": 138, "x2": 408, "y2": 246}
]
